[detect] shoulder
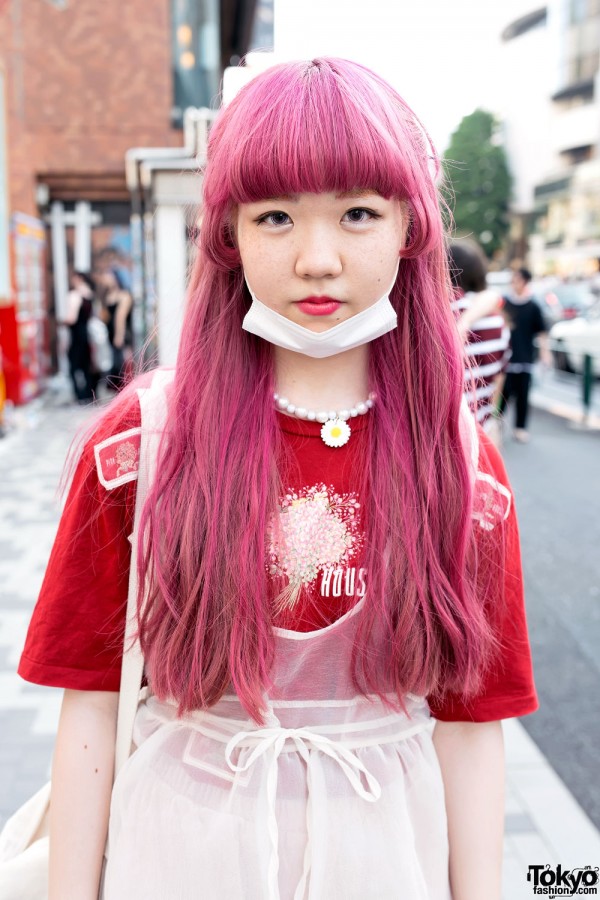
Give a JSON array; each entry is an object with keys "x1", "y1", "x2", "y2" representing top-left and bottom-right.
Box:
[
  {"x1": 83, "y1": 369, "x2": 172, "y2": 490},
  {"x1": 476, "y1": 426, "x2": 509, "y2": 485}
]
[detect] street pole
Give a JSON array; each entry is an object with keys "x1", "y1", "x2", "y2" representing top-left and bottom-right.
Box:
[{"x1": 582, "y1": 354, "x2": 593, "y2": 424}]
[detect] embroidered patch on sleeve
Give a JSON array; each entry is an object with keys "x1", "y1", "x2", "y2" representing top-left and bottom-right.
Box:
[
  {"x1": 472, "y1": 472, "x2": 512, "y2": 531},
  {"x1": 94, "y1": 427, "x2": 142, "y2": 489}
]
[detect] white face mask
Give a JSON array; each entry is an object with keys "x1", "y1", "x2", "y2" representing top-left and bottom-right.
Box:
[{"x1": 241, "y1": 266, "x2": 399, "y2": 358}]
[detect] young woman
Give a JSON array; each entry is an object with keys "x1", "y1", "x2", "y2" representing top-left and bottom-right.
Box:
[
  {"x1": 19, "y1": 58, "x2": 537, "y2": 900},
  {"x1": 98, "y1": 268, "x2": 133, "y2": 391},
  {"x1": 62, "y1": 271, "x2": 95, "y2": 404}
]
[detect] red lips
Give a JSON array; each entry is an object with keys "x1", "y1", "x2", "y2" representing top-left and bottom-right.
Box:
[{"x1": 296, "y1": 296, "x2": 343, "y2": 316}]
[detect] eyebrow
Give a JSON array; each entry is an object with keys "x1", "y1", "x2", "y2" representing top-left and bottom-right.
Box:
[{"x1": 336, "y1": 189, "x2": 379, "y2": 199}]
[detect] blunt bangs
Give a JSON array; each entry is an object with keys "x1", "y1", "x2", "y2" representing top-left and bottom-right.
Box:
[{"x1": 209, "y1": 58, "x2": 433, "y2": 207}]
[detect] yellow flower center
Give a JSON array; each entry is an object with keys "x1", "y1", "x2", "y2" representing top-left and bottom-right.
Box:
[{"x1": 330, "y1": 426, "x2": 342, "y2": 438}]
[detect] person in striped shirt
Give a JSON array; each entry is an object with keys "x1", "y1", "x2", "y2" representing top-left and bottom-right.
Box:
[{"x1": 449, "y1": 240, "x2": 510, "y2": 440}]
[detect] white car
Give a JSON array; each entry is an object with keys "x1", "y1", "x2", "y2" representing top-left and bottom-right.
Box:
[{"x1": 550, "y1": 300, "x2": 600, "y2": 376}]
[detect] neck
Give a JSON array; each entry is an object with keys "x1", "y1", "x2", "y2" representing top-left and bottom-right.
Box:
[{"x1": 274, "y1": 345, "x2": 370, "y2": 411}]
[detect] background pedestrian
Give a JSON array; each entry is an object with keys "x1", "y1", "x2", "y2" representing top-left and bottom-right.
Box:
[
  {"x1": 449, "y1": 238, "x2": 510, "y2": 444},
  {"x1": 499, "y1": 267, "x2": 552, "y2": 443},
  {"x1": 98, "y1": 268, "x2": 133, "y2": 392},
  {"x1": 61, "y1": 271, "x2": 95, "y2": 405}
]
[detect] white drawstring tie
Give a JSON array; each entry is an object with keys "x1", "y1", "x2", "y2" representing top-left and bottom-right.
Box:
[{"x1": 225, "y1": 726, "x2": 382, "y2": 900}]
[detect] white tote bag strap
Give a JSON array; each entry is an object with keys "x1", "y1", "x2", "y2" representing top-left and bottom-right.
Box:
[{"x1": 114, "y1": 368, "x2": 175, "y2": 777}]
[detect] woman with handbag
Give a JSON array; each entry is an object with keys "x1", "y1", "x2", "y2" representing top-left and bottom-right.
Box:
[{"x1": 16, "y1": 58, "x2": 537, "y2": 900}]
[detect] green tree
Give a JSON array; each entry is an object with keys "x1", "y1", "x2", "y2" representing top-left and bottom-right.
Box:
[{"x1": 443, "y1": 109, "x2": 512, "y2": 258}]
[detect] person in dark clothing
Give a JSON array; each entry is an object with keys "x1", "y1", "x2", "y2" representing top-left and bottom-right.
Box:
[
  {"x1": 498, "y1": 267, "x2": 552, "y2": 442},
  {"x1": 99, "y1": 268, "x2": 133, "y2": 391},
  {"x1": 63, "y1": 271, "x2": 95, "y2": 404}
]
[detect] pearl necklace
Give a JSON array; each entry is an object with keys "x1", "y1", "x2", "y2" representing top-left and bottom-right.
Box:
[{"x1": 274, "y1": 392, "x2": 375, "y2": 448}]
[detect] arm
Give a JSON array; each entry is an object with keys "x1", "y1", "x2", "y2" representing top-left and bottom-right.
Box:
[
  {"x1": 537, "y1": 332, "x2": 553, "y2": 368},
  {"x1": 49, "y1": 689, "x2": 119, "y2": 900},
  {"x1": 457, "y1": 290, "x2": 502, "y2": 339},
  {"x1": 433, "y1": 719, "x2": 505, "y2": 900},
  {"x1": 113, "y1": 292, "x2": 133, "y2": 348},
  {"x1": 533, "y1": 303, "x2": 552, "y2": 368},
  {"x1": 60, "y1": 291, "x2": 82, "y2": 327}
]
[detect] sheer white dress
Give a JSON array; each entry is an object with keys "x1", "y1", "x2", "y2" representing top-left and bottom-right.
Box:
[{"x1": 103, "y1": 599, "x2": 451, "y2": 900}]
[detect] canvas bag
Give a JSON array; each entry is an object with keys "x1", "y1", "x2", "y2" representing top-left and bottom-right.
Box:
[{"x1": 0, "y1": 369, "x2": 172, "y2": 900}]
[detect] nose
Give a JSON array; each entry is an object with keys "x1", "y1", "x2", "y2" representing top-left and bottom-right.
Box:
[{"x1": 294, "y1": 224, "x2": 343, "y2": 280}]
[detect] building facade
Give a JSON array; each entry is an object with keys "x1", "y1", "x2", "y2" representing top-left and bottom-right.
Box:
[
  {"x1": 0, "y1": 0, "x2": 257, "y2": 402},
  {"x1": 501, "y1": 0, "x2": 600, "y2": 275}
]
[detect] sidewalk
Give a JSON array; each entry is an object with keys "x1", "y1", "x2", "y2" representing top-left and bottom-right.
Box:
[
  {"x1": 530, "y1": 363, "x2": 600, "y2": 429},
  {"x1": 504, "y1": 720, "x2": 600, "y2": 897},
  {"x1": 1, "y1": 382, "x2": 599, "y2": 898}
]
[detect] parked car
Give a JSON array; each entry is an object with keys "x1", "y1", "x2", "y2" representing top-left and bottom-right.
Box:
[
  {"x1": 495, "y1": 277, "x2": 594, "y2": 325},
  {"x1": 539, "y1": 282, "x2": 595, "y2": 325},
  {"x1": 549, "y1": 299, "x2": 600, "y2": 376}
]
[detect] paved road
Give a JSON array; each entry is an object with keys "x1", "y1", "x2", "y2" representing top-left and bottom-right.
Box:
[{"x1": 501, "y1": 392, "x2": 600, "y2": 828}]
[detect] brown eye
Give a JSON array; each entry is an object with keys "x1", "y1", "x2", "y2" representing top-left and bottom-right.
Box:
[
  {"x1": 257, "y1": 212, "x2": 292, "y2": 227},
  {"x1": 344, "y1": 208, "x2": 379, "y2": 223}
]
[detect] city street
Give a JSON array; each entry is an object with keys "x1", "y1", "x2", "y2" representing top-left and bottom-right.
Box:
[
  {"x1": 1, "y1": 368, "x2": 599, "y2": 897},
  {"x1": 502, "y1": 371, "x2": 600, "y2": 827}
]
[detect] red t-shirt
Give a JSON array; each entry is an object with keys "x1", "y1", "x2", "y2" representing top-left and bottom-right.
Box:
[{"x1": 19, "y1": 392, "x2": 537, "y2": 722}]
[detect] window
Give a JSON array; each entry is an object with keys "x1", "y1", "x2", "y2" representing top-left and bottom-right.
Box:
[
  {"x1": 569, "y1": 0, "x2": 587, "y2": 24},
  {"x1": 560, "y1": 145, "x2": 593, "y2": 165},
  {"x1": 249, "y1": 0, "x2": 274, "y2": 50},
  {"x1": 171, "y1": 0, "x2": 220, "y2": 127}
]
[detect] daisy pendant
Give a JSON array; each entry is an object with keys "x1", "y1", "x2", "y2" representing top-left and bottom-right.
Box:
[{"x1": 321, "y1": 418, "x2": 351, "y2": 448}]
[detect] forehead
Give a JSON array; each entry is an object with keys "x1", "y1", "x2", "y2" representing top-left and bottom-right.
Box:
[{"x1": 239, "y1": 189, "x2": 388, "y2": 207}]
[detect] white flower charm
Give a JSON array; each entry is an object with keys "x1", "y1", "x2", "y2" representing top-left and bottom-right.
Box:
[{"x1": 320, "y1": 418, "x2": 351, "y2": 448}]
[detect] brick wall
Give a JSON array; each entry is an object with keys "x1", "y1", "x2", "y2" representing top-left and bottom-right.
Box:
[{"x1": 0, "y1": 0, "x2": 182, "y2": 216}]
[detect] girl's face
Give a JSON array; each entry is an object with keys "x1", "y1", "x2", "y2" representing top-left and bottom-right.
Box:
[{"x1": 236, "y1": 192, "x2": 407, "y2": 332}]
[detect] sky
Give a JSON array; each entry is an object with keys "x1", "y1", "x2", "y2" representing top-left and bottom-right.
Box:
[{"x1": 273, "y1": 0, "x2": 541, "y2": 153}]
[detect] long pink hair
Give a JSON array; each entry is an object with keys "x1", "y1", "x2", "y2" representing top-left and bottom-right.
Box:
[{"x1": 137, "y1": 58, "x2": 496, "y2": 721}]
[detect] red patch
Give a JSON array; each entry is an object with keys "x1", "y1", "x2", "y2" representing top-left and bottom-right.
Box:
[{"x1": 94, "y1": 427, "x2": 142, "y2": 489}]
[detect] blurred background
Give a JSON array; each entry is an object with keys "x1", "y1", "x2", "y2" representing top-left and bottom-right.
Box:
[{"x1": 0, "y1": 2, "x2": 599, "y2": 897}]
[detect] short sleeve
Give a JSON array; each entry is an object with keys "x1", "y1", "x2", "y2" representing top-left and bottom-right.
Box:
[
  {"x1": 18, "y1": 396, "x2": 141, "y2": 692},
  {"x1": 428, "y1": 429, "x2": 538, "y2": 722}
]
